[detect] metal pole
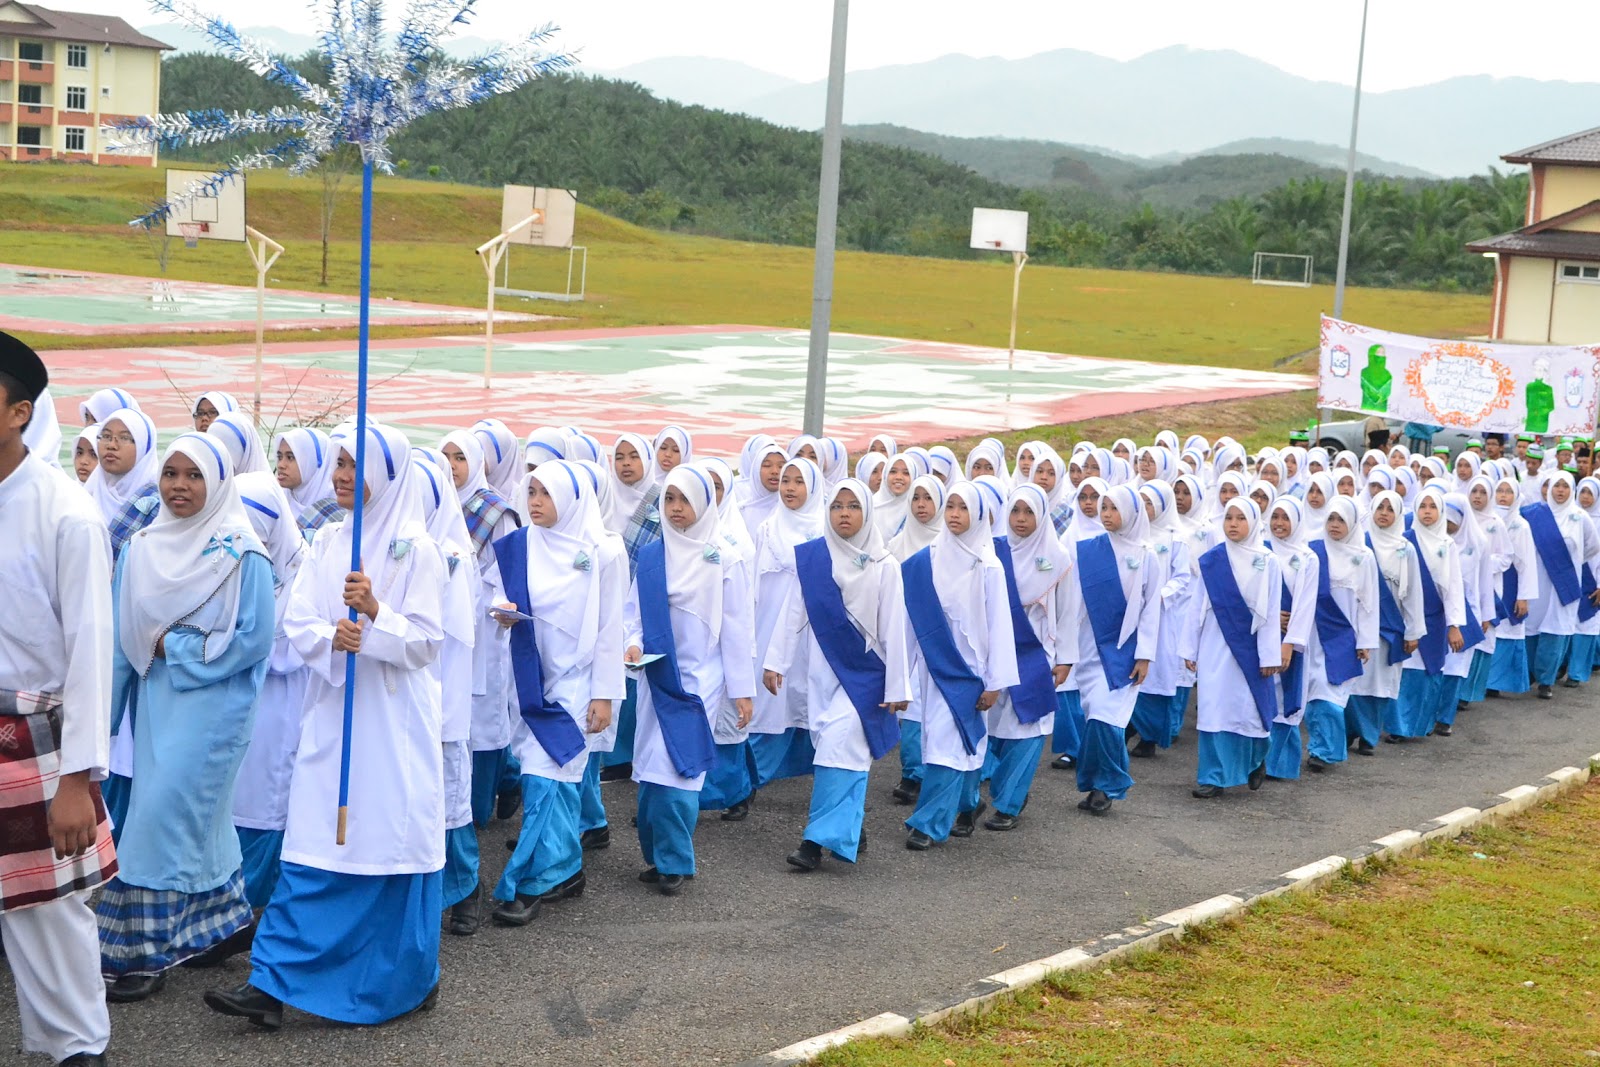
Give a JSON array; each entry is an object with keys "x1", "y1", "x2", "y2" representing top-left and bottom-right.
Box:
[
  {"x1": 1332, "y1": 0, "x2": 1369, "y2": 320},
  {"x1": 1008, "y1": 251, "x2": 1027, "y2": 369},
  {"x1": 802, "y1": 0, "x2": 849, "y2": 437}
]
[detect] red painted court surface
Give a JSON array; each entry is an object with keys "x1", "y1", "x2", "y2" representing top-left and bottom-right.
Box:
[
  {"x1": 0, "y1": 263, "x2": 551, "y2": 336},
  {"x1": 40, "y1": 325, "x2": 1311, "y2": 453}
]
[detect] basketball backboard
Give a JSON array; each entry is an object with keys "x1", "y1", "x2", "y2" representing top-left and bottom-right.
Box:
[
  {"x1": 501, "y1": 186, "x2": 578, "y2": 248},
  {"x1": 164, "y1": 168, "x2": 247, "y2": 243},
  {"x1": 970, "y1": 207, "x2": 1028, "y2": 253}
]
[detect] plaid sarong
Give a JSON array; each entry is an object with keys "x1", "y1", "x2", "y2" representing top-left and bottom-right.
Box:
[
  {"x1": 107, "y1": 484, "x2": 160, "y2": 562},
  {"x1": 298, "y1": 495, "x2": 347, "y2": 536},
  {"x1": 0, "y1": 689, "x2": 118, "y2": 914},
  {"x1": 96, "y1": 869, "x2": 252, "y2": 976},
  {"x1": 622, "y1": 486, "x2": 664, "y2": 580},
  {"x1": 463, "y1": 487, "x2": 515, "y2": 561},
  {"x1": 1050, "y1": 502, "x2": 1074, "y2": 538}
]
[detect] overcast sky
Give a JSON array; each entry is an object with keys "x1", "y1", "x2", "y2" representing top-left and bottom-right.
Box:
[{"x1": 77, "y1": 0, "x2": 1599, "y2": 92}]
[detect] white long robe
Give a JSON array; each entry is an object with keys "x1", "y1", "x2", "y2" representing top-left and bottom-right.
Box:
[
  {"x1": 232, "y1": 633, "x2": 309, "y2": 832},
  {"x1": 1349, "y1": 547, "x2": 1425, "y2": 701},
  {"x1": 1490, "y1": 520, "x2": 1539, "y2": 641},
  {"x1": 468, "y1": 510, "x2": 519, "y2": 753},
  {"x1": 1303, "y1": 554, "x2": 1380, "y2": 708},
  {"x1": 281, "y1": 524, "x2": 446, "y2": 876},
  {"x1": 986, "y1": 570, "x2": 1072, "y2": 741},
  {"x1": 1140, "y1": 538, "x2": 1193, "y2": 698},
  {"x1": 1525, "y1": 510, "x2": 1600, "y2": 638},
  {"x1": 1066, "y1": 541, "x2": 1162, "y2": 730},
  {"x1": 1271, "y1": 546, "x2": 1316, "y2": 726},
  {"x1": 1400, "y1": 539, "x2": 1468, "y2": 673},
  {"x1": 1182, "y1": 551, "x2": 1286, "y2": 740},
  {"x1": 764, "y1": 561, "x2": 914, "y2": 772}
]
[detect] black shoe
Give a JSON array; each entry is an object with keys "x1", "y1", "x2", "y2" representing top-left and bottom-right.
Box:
[
  {"x1": 950, "y1": 801, "x2": 987, "y2": 838},
  {"x1": 398, "y1": 984, "x2": 440, "y2": 1021},
  {"x1": 580, "y1": 825, "x2": 611, "y2": 850},
  {"x1": 1563, "y1": 678, "x2": 1582, "y2": 688},
  {"x1": 1356, "y1": 739, "x2": 1376, "y2": 755},
  {"x1": 658, "y1": 874, "x2": 687, "y2": 896},
  {"x1": 1191, "y1": 785, "x2": 1224, "y2": 799},
  {"x1": 1538, "y1": 685, "x2": 1554, "y2": 700},
  {"x1": 1433, "y1": 722, "x2": 1453, "y2": 737},
  {"x1": 983, "y1": 811, "x2": 1019, "y2": 831},
  {"x1": 58, "y1": 1055, "x2": 107, "y2": 1065},
  {"x1": 1248, "y1": 762, "x2": 1267, "y2": 791},
  {"x1": 1051, "y1": 754, "x2": 1075, "y2": 770},
  {"x1": 1486, "y1": 688, "x2": 1501, "y2": 698},
  {"x1": 504, "y1": 836, "x2": 518, "y2": 852},
  {"x1": 599, "y1": 762, "x2": 632, "y2": 782},
  {"x1": 786, "y1": 840, "x2": 824, "y2": 871},
  {"x1": 905, "y1": 829, "x2": 934, "y2": 850},
  {"x1": 1383, "y1": 733, "x2": 1403, "y2": 744},
  {"x1": 891, "y1": 778, "x2": 920, "y2": 805},
  {"x1": 538, "y1": 870, "x2": 586, "y2": 903},
  {"x1": 106, "y1": 972, "x2": 166, "y2": 1004},
  {"x1": 720, "y1": 800, "x2": 750, "y2": 821},
  {"x1": 448, "y1": 883, "x2": 482, "y2": 936},
  {"x1": 1307, "y1": 755, "x2": 1329, "y2": 773},
  {"x1": 1086, "y1": 790, "x2": 1112, "y2": 815},
  {"x1": 1456, "y1": 700, "x2": 1469, "y2": 712},
  {"x1": 1129, "y1": 739, "x2": 1157, "y2": 759},
  {"x1": 1076, "y1": 796, "x2": 1094, "y2": 810},
  {"x1": 495, "y1": 789, "x2": 522, "y2": 821},
  {"x1": 491, "y1": 893, "x2": 542, "y2": 926},
  {"x1": 638, "y1": 866, "x2": 661, "y2": 884},
  {"x1": 183, "y1": 916, "x2": 257, "y2": 968},
  {"x1": 202, "y1": 981, "x2": 282, "y2": 1030}
]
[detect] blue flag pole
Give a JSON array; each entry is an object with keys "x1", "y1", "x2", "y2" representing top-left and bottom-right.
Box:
[{"x1": 337, "y1": 160, "x2": 375, "y2": 846}]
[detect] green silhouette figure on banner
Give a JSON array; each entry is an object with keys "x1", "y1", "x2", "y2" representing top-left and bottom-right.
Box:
[
  {"x1": 1360, "y1": 344, "x2": 1392, "y2": 412},
  {"x1": 1526, "y1": 358, "x2": 1554, "y2": 434}
]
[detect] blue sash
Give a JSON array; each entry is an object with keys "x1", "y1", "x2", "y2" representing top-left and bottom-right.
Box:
[
  {"x1": 1494, "y1": 563, "x2": 1518, "y2": 625},
  {"x1": 994, "y1": 538, "x2": 1058, "y2": 724},
  {"x1": 1521, "y1": 503, "x2": 1581, "y2": 605},
  {"x1": 1197, "y1": 544, "x2": 1278, "y2": 729},
  {"x1": 1278, "y1": 577, "x2": 1304, "y2": 717},
  {"x1": 1582, "y1": 563, "x2": 1600, "y2": 624},
  {"x1": 1309, "y1": 541, "x2": 1363, "y2": 686},
  {"x1": 1404, "y1": 529, "x2": 1448, "y2": 674},
  {"x1": 1365, "y1": 534, "x2": 1409, "y2": 665},
  {"x1": 901, "y1": 548, "x2": 986, "y2": 755},
  {"x1": 1076, "y1": 534, "x2": 1138, "y2": 690},
  {"x1": 634, "y1": 541, "x2": 717, "y2": 778},
  {"x1": 491, "y1": 533, "x2": 588, "y2": 768},
  {"x1": 794, "y1": 539, "x2": 899, "y2": 760}
]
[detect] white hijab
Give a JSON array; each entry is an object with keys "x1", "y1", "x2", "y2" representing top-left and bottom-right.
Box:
[
  {"x1": 80, "y1": 387, "x2": 140, "y2": 425},
  {"x1": 1069, "y1": 476, "x2": 1109, "y2": 541},
  {"x1": 193, "y1": 390, "x2": 240, "y2": 424},
  {"x1": 235, "y1": 470, "x2": 307, "y2": 632},
  {"x1": 1100, "y1": 483, "x2": 1154, "y2": 644},
  {"x1": 1366, "y1": 488, "x2": 1413, "y2": 601},
  {"x1": 273, "y1": 426, "x2": 336, "y2": 512},
  {"x1": 931, "y1": 481, "x2": 1001, "y2": 662},
  {"x1": 823, "y1": 478, "x2": 892, "y2": 655},
  {"x1": 1217, "y1": 497, "x2": 1276, "y2": 635},
  {"x1": 86, "y1": 407, "x2": 160, "y2": 522},
  {"x1": 659, "y1": 464, "x2": 727, "y2": 639},
  {"x1": 1320, "y1": 495, "x2": 1373, "y2": 613},
  {"x1": 757, "y1": 457, "x2": 826, "y2": 576},
  {"x1": 654, "y1": 424, "x2": 694, "y2": 475},
  {"x1": 700, "y1": 457, "x2": 753, "y2": 563},
  {"x1": 888, "y1": 474, "x2": 945, "y2": 562},
  {"x1": 330, "y1": 425, "x2": 430, "y2": 595},
  {"x1": 442, "y1": 429, "x2": 490, "y2": 506},
  {"x1": 875, "y1": 451, "x2": 928, "y2": 540},
  {"x1": 118, "y1": 433, "x2": 265, "y2": 675},
  {"x1": 518, "y1": 459, "x2": 610, "y2": 648},
  {"x1": 207, "y1": 411, "x2": 269, "y2": 476},
  {"x1": 609, "y1": 432, "x2": 659, "y2": 533},
  {"x1": 524, "y1": 426, "x2": 567, "y2": 468},
  {"x1": 472, "y1": 418, "x2": 523, "y2": 500},
  {"x1": 1005, "y1": 483, "x2": 1071, "y2": 611}
]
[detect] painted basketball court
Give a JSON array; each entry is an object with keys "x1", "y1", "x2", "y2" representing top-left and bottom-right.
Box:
[
  {"x1": 39, "y1": 324, "x2": 1310, "y2": 453},
  {"x1": 0, "y1": 263, "x2": 551, "y2": 336}
]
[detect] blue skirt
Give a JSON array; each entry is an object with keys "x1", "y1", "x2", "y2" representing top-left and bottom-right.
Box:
[
  {"x1": 1486, "y1": 637, "x2": 1530, "y2": 693},
  {"x1": 1567, "y1": 633, "x2": 1597, "y2": 684},
  {"x1": 805, "y1": 766, "x2": 868, "y2": 862},
  {"x1": 1305, "y1": 699, "x2": 1348, "y2": 763},
  {"x1": 470, "y1": 747, "x2": 509, "y2": 828},
  {"x1": 1265, "y1": 721, "x2": 1302, "y2": 779},
  {"x1": 897, "y1": 719, "x2": 924, "y2": 783},
  {"x1": 237, "y1": 827, "x2": 285, "y2": 910},
  {"x1": 905, "y1": 765, "x2": 980, "y2": 842},
  {"x1": 1130, "y1": 691, "x2": 1175, "y2": 748},
  {"x1": 1391, "y1": 668, "x2": 1442, "y2": 737},
  {"x1": 602, "y1": 677, "x2": 637, "y2": 768},
  {"x1": 699, "y1": 741, "x2": 755, "y2": 810},
  {"x1": 252, "y1": 863, "x2": 442, "y2": 1025},
  {"x1": 1346, "y1": 694, "x2": 1389, "y2": 747},
  {"x1": 1169, "y1": 687, "x2": 1192, "y2": 743},
  {"x1": 1530, "y1": 632, "x2": 1571, "y2": 687},
  {"x1": 1075, "y1": 719, "x2": 1133, "y2": 799},
  {"x1": 578, "y1": 751, "x2": 608, "y2": 833},
  {"x1": 1050, "y1": 690, "x2": 1085, "y2": 758},
  {"x1": 497, "y1": 776, "x2": 582, "y2": 901},
  {"x1": 442, "y1": 824, "x2": 480, "y2": 909},
  {"x1": 637, "y1": 782, "x2": 699, "y2": 876},
  {"x1": 988, "y1": 735, "x2": 1046, "y2": 816},
  {"x1": 749, "y1": 728, "x2": 815, "y2": 789},
  {"x1": 1195, "y1": 731, "x2": 1269, "y2": 788},
  {"x1": 1461, "y1": 648, "x2": 1494, "y2": 702}
]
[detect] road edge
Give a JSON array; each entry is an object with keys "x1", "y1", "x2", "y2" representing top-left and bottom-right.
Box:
[{"x1": 733, "y1": 752, "x2": 1600, "y2": 1066}]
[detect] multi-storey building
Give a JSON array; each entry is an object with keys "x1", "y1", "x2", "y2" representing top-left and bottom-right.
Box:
[{"x1": 0, "y1": 1, "x2": 171, "y2": 165}]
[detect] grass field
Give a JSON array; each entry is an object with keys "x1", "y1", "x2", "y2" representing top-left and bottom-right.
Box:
[
  {"x1": 0, "y1": 162, "x2": 1488, "y2": 369},
  {"x1": 815, "y1": 778, "x2": 1600, "y2": 1067}
]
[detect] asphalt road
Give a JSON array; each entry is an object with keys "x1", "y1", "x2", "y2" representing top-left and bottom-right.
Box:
[{"x1": 5, "y1": 687, "x2": 1598, "y2": 1066}]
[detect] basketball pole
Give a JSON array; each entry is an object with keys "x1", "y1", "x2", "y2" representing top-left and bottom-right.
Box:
[
  {"x1": 802, "y1": 0, "x2": 849, "y2": 438},
  {"x1": 1008, "y1": 250, "x2": 1028, "y2": 370},
  {"x1": 245, "y1": 226, "x2": 284, "y2": 421},
  {"x1": 476, "y1": 214, "x2": 540, "y2": 390}
]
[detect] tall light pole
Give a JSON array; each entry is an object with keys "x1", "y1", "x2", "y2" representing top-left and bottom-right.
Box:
[
  {"x1": 802, "y1": 0, "x2": 849, "y2": 437},
  {"x1": 1332, "y1": 0, "x2": 1370, "y2": 320}
]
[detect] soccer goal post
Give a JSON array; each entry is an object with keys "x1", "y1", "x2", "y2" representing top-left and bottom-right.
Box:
[{"x1": 1252, "y1": 251, "x2": 1314, "y2": 288}]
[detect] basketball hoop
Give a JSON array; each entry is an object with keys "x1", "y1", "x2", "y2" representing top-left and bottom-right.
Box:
[{"x1": 179, "y1": 222, "x2": 204, "y2": 249}]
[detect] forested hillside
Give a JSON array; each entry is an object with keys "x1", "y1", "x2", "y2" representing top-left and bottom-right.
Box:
[{"x1": 158, "y1": 54, "x2": 1523, "y2": 291}]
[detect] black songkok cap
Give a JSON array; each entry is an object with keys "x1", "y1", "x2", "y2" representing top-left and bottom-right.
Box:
[{"x1": 0, "y1": 331, "x2": 47, "y2": 402}]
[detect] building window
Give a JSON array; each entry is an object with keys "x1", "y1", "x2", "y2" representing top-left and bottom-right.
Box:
[
  {"x1": 17, "y1": 127, "x2": 42, "y2": 147},
  {"x1": 66, "y1": 86, "x2": 87, "y2": 110},
  {"x1": 18, "y1": 84, "x2": 42, "y2": 105},
  {"x1": 67, "y1": 44, "x2": 88, "y2": 68},
  {"x1": 65, "y1": 128, "x2": 86, "y2": 152},
  {"x1": 1558, "y1": 262, "x2": 1600, "y2": 284},
  {"x1": 18, "y1": 42, "x2": 45, "y2": 62}
]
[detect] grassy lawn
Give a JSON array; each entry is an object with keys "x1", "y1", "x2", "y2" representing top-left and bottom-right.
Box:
[
  {"x1": 1, "y1": 163, "x2": 1488, "y2": 370},
  {"x1": 816, "y1": 778, "x2": 1600, "y2": 1067}
]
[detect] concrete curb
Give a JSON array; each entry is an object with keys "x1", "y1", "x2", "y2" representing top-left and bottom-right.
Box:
[{"x1": 734, "y1": 752, "x2": 1600, "y2": 1067}]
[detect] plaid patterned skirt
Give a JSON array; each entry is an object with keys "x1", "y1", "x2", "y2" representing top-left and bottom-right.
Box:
[
  {"x1": 95, "y1": 869, "x2": 252, "y2": 977},
  {"x1": 0, "y1": 691, "x2": 118, "y2": 914}
]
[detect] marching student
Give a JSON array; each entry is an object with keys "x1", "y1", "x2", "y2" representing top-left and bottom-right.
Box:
[
  {"x1": 1390, "y1": 485, "x2": 1472, "y2": 737},
  {"x1": 206, "y1": 424, "x2": 448, "y2": 1029},
  {"x1": 488, "y1": 461, "x2": 625, "y2": 924},
  {"x1": 654, "y1": 424, "x2": 693, "y2": 475},
  {"x1": 191, "y1": 390, "x2": 240, "y2": 432},
  {"x1": 1346, "y1": 490, "x2": 1424, "y2": 752},
  {"x1": 604, "y1": 432, "x2": 666, "y2": 778},
  {"x1": 623, "y1": 465, "x2": 756, "y2": 895},
  {"x1": 1299, "y1": 497, "x2": 1378, "y2": 771},
  {"x1": 1127, "y1": 480, "x2": 1190, "y2": 757},
  {"x1": 272, "y1": 427, "x2": 344, "y2": 533},
  {"x1": 902, "y1": 482, "x2": 1018, "y2": 847},
  {"x1": 1183, "y1": 498, "x2": 1286, "y2": 798},
  {"x1": 87, "y1": 406, "x2": 162, "y2": 563},
  {"x1": 0, "y1": 335, "x2": 118, "y2": 1066},
  {"x1": 765, "y1": 479, "x2": 911, "y2": 869},
  {"x1": 79, "y1": 387, "x2": 140, "y2": 427},
  {"x1": 97, "y1": 433, "x2": 275, "y2": 1001},
  {"x1": 1483, "y1": 475, "x2": 1537, "y2": 696},
  {"x1": 473, "y1": 418, "x2": 525, "y2": 503},
  {"x1": 887, "y1": 473, "x2": 946, "y2": 804},
  {"x1": 73, "y1": 424, "x2": 98, "y2": 483},
  {"x1": 1263, "y1": 498, "x2": 1316, "y2": 780},
  {"x1": 1570, "y1": 476, "x2": 1600, "y2": 685},
  {"x1": 982, "y1": 484, "x2": 1072, "y2": 830},
  {"x1": 1435, "y1": 491, "x2": 1496, "y2": 732},
  {"x1": 695, "y1": 460, "x2": 760, "y2": 819},
  {"x1": 1522, "y1": 472, "x2": 1600, "y2": 698},
  {"x1": 1066, "y1": 483, "x2": 1160, "y2": 814},
  {"x1": 875, "y1": 450, "x2": 928, "y2": 541},
  {"x1": 208, "y1": 411, "x2": 271, "y2": 476}
]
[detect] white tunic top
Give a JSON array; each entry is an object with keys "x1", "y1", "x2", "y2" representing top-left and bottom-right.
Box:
[{"x1": 1182, "y1": 551, "x2": 1286, "y2": 740}]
